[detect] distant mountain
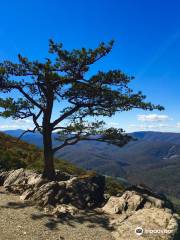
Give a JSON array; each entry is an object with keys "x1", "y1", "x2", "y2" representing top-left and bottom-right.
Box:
[
  {"x1": 3, "y1": 130, "x2": 180, "y2": 198},
  {"x1": 132, "y1": 131, "x2": 180, "y2": 144},
  {"x1": 5, "y1": 129, "x2": 43, "y2": 147}
]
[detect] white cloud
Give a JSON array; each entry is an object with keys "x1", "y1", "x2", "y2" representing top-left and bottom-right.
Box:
[
  {"x1": 137, "y1": 114, "x2": 171, "y2": 122},
  {"x1": 16, "y1": 119, "x2": 32, "y2": 124},
  {"x1": 0, "y1": 118, "x2": 34, "y2": 130},
  {"x1": 176, "y1": 122, "x2": 180, "y2": 128},
  {"x1": 0, "y1": 124, "x2": 21, "y2": 130}
]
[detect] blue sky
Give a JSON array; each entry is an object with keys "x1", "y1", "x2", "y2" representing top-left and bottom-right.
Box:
[{"x1": 0, "y1": 0, "x2": 180, "y2": 132}]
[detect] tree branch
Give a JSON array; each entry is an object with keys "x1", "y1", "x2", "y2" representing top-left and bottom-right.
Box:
[
  {"x1": 52, "y1": 105, "x2": 80, "y2": 127},
  {"x1": 17, "y1": 126, "x2": 37, "y2": 142},
  {"x1": 31, "y1": 109, "x2": 43, "y2": 133},
  {"x1": 52, "y1": 135, "x2": 81, "y2": 153},
  {"x1": 14, "y1": 85, "x2": 44, "y2": 110}
]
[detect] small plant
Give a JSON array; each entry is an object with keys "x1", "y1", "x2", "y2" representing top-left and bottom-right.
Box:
[{"x1": 105, "y1": 177, "x2": 125, "y2": 196}]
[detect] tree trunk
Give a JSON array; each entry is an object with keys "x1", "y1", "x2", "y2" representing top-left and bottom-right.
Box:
[
  {"x1": 41, "y1": 85, "x2": 55, "y2": 180},
  {"x1": 42, "y1": 124, "x2": 55, "y2": 180}
]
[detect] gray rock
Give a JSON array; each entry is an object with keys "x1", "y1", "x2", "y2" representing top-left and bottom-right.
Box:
[
  {"x1": 51, "y1": 204, "x2": 79, "y2": 217},
  {"x1": 0, "y1": 171, "x2": 9, "y2": 186},
  {"x1": 55, "y1": 170, "x2": 74, "y2": 181},
  {"x1": 2, "y1": 169, "x2": 105, "y2": 209},
  {"x1": 103, "y1": 185, "x2": 179, "y2": 240},
  {"x1": 103, "y1": 186, "x2": 173, "y2": 214},
  {"x1": 20, "y1": 189, "x2": 34, "y2": 201},
  {"x1": 65, "y1": 174, "x2": 105, "y2": 209},
  {"x1": 3, "y1": 168, "x2": 26, "y2": 193},
  {"x1": 3, "y1": 168, "x2": 43, "y2": 193},
  {"x1": 29, "y1": 181, "x2": 61, "y2": 206},
  {"x1": 111, "y1": 208, "x2": 179, "y2": 240}
]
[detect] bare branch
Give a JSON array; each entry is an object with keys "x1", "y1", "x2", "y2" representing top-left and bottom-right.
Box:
[
  {"x1": 52, "y1": 126, "x2": 67, "y2": 131},
  {"x1": 17, "y1": 126, "x2": 37, "y2": 142},
  {"x1": 52, "y1": 135, "x2": 81, "y2": 153},
  {"x1": 31, "y1": 109, "x2": 43, "y2": 133},
  {"x1": 52, "y1": 105, "x2": 80, "y2": 127},
  {"x1": 13, "y1": 85, "x2": 44, "y2": 110}
]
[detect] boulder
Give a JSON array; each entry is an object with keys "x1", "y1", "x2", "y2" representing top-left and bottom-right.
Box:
[
  {"x1": 3, "y1": 168, "x2": 43, "y2": 193},
  {"x1": 3, "y1": 168, "x2": 26, "y2": 192},
  {"x1": 1, "y1": 168, "x2": 105, "y2": 209},
  {"x1": 20, "y1": 189, "x2": 35, "y2": 201},
  {"x1": 0, "y1": 171, "x2": 9, "y2": 186},
  {"x1": 28, "y1": 181, "x2": 61, "y2": 206},
  {"x1": 51, "y1": 204, "x2": 79, "y2": 217},
  {"x1": 65, "y1": 174, "x2": 105, "y2": 209},
  {"x1": 103, "y1": 185, "x2": 173, "y2": 214},
  {"x1": 103, "y1": 185, "x2": 179, "y2": 240},
  {"x1": 111, "y1": 208, "x2": 179, "y2": 240},
  {"x1": 23, "y1": 174, "x2": 105, "y2": 208},
  {"x1": 26, "y1": 173, "x2": 43, "y2": 186}
]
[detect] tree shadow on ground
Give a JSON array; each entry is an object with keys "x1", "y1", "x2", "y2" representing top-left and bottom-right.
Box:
[
  {"x1": 0, "y1": 198, "x2": 114, "y2": 233},
  {"x1": 0, "y1": 191, "x2": 6, "y2": 194},
  {"x1": 31, "y1": 210, "x2": 114, "y2": 232},
  {"x1": 0, "y1": 200, "x2": 33, "y2": 209}
]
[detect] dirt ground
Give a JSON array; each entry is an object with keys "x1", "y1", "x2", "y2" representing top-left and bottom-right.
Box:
[{"x1": 0, "y1": 187, "x2": 114, "y2": 240}]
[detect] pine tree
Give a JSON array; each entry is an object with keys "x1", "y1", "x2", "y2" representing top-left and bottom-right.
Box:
[{"x1": 0, "y1": 40, "x2": 164, "y2": 180}]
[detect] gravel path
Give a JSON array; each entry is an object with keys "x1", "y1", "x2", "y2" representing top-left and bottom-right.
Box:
[{"x1": 0, "y1": 187, "x2": 114, "y2": 240}]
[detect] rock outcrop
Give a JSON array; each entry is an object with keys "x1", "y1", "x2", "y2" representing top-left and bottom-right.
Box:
[
  {"x1": 103, "y1": 185, "x2": 179, "y2": 240},
  {"x1": 51, "y1": 204, "x2": 79, "y2": 217},
  {"x1": 103, "y1": 185, "x2": 173, "y2": 214},
  {"x1": 0, "y1": 171, "x2": 9, "y2": 186},
  {"x1": 111, "y1": 208, "x2": 179, "y2": 240},
  {"x1": 0, "y1": 168, "x2": 105, "y2": 209},
  {"x1": 1, "y1": 169, "x2": 179, "y2": 239}
]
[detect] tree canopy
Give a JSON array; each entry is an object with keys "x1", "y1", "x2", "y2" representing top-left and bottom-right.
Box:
[{"x1": 0, "y1": 40, "x2": 164, "y2": 179}]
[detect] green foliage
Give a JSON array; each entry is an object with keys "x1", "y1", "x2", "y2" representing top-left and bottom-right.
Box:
[
  {"x1": 0, "y1": 131, "x2": 126, "y2": 196},
  {"x1": 0, "y1": 39, "x2": 164, "y2": 152},
  {"x1": 105, "y1": 176, "x2": 125, "y2": 196},
  {"x1": 168, "y1": 196, "x2": 180, "y2": 214},
  {"x1": 0, "y1": 40, "x2": 164, "y2": 178},
  {"x1": 0, "y1": 150, "x2": 26, "y2": 170},
  {"x1": 0, "y1": 132, "x2": 85, "y2": 175}
]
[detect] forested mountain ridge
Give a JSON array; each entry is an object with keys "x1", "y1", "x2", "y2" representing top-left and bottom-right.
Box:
[
  {"x1": 3, "y1": 130, "x2": 180, "y2": 198},
  {"x1": 0, "y1": 131, "x2": 85, "y2": 175}
]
